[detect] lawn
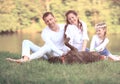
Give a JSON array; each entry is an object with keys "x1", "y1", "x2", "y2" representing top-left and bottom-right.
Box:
[{"x1": 0, "y1": 51, "x2": 120, "y2": 84}]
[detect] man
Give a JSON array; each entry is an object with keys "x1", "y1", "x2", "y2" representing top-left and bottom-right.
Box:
[{"x1": 6, "y1": 12, "x2": 68, "y2": 63}]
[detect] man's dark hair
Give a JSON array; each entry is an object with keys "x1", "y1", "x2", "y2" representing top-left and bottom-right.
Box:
[{"x1": 42, "y1": 12, "x2": 54, "y2": 20}]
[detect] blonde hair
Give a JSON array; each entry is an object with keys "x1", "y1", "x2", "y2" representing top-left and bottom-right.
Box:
[
  {"x1": 95, "y1": 22, "x2": 107, "y2": 43},
  {"x1": 95, "y1": 22, "x2": 107, "y2": 30}
]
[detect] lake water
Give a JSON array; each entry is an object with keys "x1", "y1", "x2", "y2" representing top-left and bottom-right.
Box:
[
  {"x1": 0, "y1": 33, "x2": 120, "y2": 55},
  {"x1": 0, "y1": 33, "x2": 44, "y2": 54}
]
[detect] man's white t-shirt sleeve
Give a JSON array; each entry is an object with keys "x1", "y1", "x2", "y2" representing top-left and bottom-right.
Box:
[{"x1": 41, "y1": 27, "x2": 64, "y2": 56}]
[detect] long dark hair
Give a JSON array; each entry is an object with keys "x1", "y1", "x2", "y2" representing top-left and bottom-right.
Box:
[{"x1": 65, "y1": 10, "x2": 83, "y2": 31}]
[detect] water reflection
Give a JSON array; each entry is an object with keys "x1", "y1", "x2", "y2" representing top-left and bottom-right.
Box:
[
  {"x1": 0, "y1": 33, "x2": 120, "y2": 54},
  {"x1": 0, "y1": 33, "x2": 44, "y2": 54}
]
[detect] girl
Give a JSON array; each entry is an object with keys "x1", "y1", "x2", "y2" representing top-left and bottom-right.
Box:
[
  {"x1": 90, "y1": 22, "x2": 120, "y2": 61},
  {"x1": 65, "y1": 10, "x2": 89, "y2": 51}
]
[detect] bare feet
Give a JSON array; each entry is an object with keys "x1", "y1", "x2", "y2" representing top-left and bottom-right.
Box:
[
  {"x1": 6, "y1": 58, "x2": 29, "y2": 63},
  {"x1": 6, "y1": 56, "x2": 30, "y2": 63}
]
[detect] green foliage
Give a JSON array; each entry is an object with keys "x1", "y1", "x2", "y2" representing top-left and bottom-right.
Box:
[
  {"x1": 1, "y1": 52, "x2": 120, "y2": 84},
  {"x1": 0, "y1": 0, "x2": 15, "y2": 14},
  {"x1": 0, "y1": 0, "x2": 119, "y2": 33},
  {"x1": 0, "y1": 14, "x2": 18, "y2": 31},
  {"x1": 49, "y1": 0, "x2": 120, "y2": 33},
  {"x1": 13, "y1": 0, "x2": 45, "y2": 28},
  {"x1": 0, "y1": 0, "x2": 46, "y2": 32}
]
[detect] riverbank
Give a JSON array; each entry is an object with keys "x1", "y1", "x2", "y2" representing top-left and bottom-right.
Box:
[{"x1": 17, "y1": 23, "x2": 43, "y2": 34}]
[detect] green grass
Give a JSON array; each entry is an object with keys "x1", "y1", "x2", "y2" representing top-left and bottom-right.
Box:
[{"x1": 0, "y1": 52, "x2": 120, "y2": 84}]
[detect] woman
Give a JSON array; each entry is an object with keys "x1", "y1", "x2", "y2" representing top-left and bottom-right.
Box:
[{"x1": 65, "y1": 10, "x2": 89, "y2": 51}]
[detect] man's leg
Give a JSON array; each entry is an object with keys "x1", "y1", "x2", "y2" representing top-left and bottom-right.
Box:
[
  {"x1": 6, "y1": 40, "x2": 40, "y2": 63},
  {"x1": 29, "y1": 43, "x2": 51, "y2": 60}
]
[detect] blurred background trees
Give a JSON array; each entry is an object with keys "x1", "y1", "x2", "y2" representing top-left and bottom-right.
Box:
[{"x1": 0, "y1": 0, "x2": 119, "y2": 34}]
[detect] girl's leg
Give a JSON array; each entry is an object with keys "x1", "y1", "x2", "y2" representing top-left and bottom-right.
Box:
[
  {"x1": 99, "y1": 48, "x2": 111, "y2": 60},
  {"x1": 108, "y1": 54, "x2": 120, "y2": 61},
  {"x1": 99, "y1": 48, "x2": 110, "y2": 56},
  {"x1": 85, "y1": 48, "x2": 90, "y2": 52},
  {"x1": 99, "y1": 49, "x2": 120, "y2": 61},
  {"x1": 101, "y1": 49, "x2": 120, "y2": 61}
]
